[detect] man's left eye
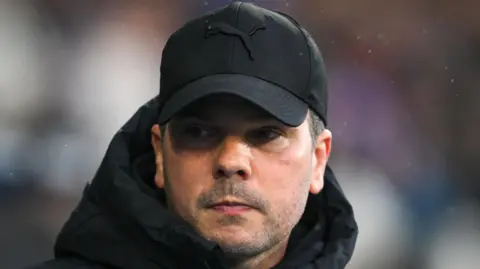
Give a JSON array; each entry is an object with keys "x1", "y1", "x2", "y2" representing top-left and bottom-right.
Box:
[{"x1": 247, "y1": 128, "x2": 283, "y2": 144}]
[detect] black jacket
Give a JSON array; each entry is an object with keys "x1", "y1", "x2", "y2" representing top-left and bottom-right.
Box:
[{"x1": 28, "y1": 98, "x2": 358, "y2": 269}]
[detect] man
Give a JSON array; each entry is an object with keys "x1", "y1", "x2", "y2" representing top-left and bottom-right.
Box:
[{"x1": 29, "y1": 2, "x2": 358, "y2": 269}]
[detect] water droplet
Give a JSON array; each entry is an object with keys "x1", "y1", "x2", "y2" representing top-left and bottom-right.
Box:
[
  {"x1": 204, "y1": 1, "x2": 208, "y2": 5},
  {"x1": 376, "y1": 33, "x2": 385, "y2": 40},
  {"x1": 368, "y1": 49, "x2": 372, "y2": 54},
  {"x1": 64, "y1": 144, "x2": 68, "y2": 147},
  {"x1": 331, "y1": 40, "x2": 335, "y2": 44},
  {"x1": 391, "y1": 80, "x2": 395, "y2": 84},
  {"x1": 455, "y1": 93, "x2": 459, "y2": 97},
  {"x1": 450, "y1": 78, "x2": 455, "y2": 83},
  {"x1": 9, "y1": 172, "x2": 13, "y2": 176},
  {"x1": 356, "y1": 35, "x2": 361, "y2": 40},
  {"x1": 299, "y1": 52, "x2": 304, "y2": 56},
  {"x1": 343, "y1": 121, "x2": 348, "y2": 126},
  {"x1": 285, "y1": 2, "x2": 290, "y2": 7},
  {"x1": 445, "y1": 66, "x2": 448, "y2": 70}
]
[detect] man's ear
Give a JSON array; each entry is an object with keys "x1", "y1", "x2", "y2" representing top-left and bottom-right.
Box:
[
  {"x1": 151, "y1": 124, "x2": 164, "y2": 189},
  {"x1": 310, "y1": 129, "x2": 332, "y2": 194}
]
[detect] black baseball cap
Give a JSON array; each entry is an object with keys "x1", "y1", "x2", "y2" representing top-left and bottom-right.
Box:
[{"x1": 158, "y1": 1, "x2": 328, "y2": 127}]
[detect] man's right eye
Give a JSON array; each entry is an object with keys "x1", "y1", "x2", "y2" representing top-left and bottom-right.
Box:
[
  {"x1": 170, "y1": 123, "x2": 220, "y2": 150},
  {"x1": 183, "y1": 125, "x2": 214, "y2": 139}
]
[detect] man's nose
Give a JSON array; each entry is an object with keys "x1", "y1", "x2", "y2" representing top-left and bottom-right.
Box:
[{"x1": 213, "y1": 136, "x2": 252, "y2": 180}]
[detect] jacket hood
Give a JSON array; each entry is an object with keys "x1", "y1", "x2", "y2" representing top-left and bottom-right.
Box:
[{"x1": 53, "y1": 97, "x2": 358, "y2": 269}]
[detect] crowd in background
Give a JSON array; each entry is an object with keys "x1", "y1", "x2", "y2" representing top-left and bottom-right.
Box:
[{"x1": 0, "y1": 0, "x2": 479, "y2": 268}]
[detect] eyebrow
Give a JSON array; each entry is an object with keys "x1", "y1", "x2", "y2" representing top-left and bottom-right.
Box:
[{"x1": 172, "y1": 118, "x2": 296, "y2": 138}]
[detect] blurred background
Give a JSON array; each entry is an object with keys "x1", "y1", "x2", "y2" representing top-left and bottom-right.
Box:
[{"x1": 0, "y1": 0, "x2": 479, "y2": 268}]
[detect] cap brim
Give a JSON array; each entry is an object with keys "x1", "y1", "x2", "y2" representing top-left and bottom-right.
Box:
[{"x1": 158, "y1": 74, "x2": 308, "y2": 127}]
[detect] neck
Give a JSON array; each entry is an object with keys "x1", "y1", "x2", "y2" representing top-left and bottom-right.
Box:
[{"x1": 225, "y1": 237, "x2": 289, "y2": 269}]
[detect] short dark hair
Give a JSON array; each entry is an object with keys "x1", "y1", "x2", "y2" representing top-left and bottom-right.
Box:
[
  {"x1": 159, "y1": 108, "x2": 325, "y2": 143},
  {"x1": 307, "y1": 109, "x2": 325, "y2": 143}
]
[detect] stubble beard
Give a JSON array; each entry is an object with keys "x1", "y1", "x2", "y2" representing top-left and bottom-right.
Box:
[{"x1": 161, "y1": 148, "x2": 312, "y2": 267}]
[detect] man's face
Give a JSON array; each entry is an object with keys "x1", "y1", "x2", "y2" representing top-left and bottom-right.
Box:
[{"x1": 151, "y1": 94, "x2": 331, "y2": 258}]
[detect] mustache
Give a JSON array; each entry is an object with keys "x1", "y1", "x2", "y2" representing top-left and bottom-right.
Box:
[{"x1": 197, "y1": 181, "x2": 268, "y2": 212}]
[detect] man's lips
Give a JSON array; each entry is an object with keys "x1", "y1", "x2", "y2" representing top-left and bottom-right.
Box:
[{"x1": 207, "y1": 201, "x2": 254, "y2": 214}]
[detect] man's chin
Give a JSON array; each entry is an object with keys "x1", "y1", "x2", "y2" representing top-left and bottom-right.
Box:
[
  {"x1": 201, "y1": 225, "x2": 253, "y2": 243},
  {"x1": 197, "y1": 213, "x2": 254, "y2": 234},
  {"x1": 215, "y1": 239, "x2": 264, "y2": 258},
  {"x1": 196, "y1": 225, "x2": 272, "y2": 259}
]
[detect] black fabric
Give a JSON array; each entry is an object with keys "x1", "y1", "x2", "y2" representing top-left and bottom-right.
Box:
[
  {"x1": 27, "y1": 97, "x2": 358, "y2": 269},
  {"x1": 158, "y1": 2, "x2": 329, "y2": 126},
  {"x1": 158, "y1": 74, "x2": 309, "y2": 127}
]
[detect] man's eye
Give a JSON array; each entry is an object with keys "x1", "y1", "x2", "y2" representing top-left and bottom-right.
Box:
[
  {"x1": 183, "y1": 125, "x2": 214, "y2": 139},
  {"x1": 248, "y1": 128, "x2": 283, "y2": 144},
  {"x1": 169, "y1": 123, "x2": 221, "y2": 150}
]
